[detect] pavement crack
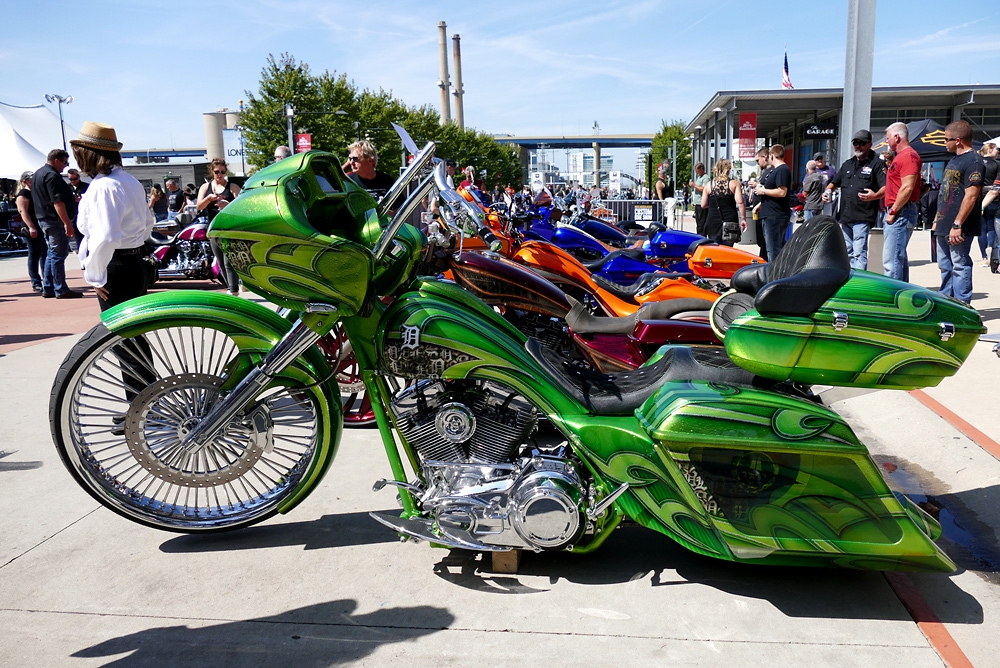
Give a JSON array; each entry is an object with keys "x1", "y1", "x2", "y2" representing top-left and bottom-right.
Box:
[{"x1": 0, "y1": 507, "x2": 100, "y2": 570}]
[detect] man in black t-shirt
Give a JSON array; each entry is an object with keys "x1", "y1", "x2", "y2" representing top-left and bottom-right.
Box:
[
  {"x1": 933, "y1": 120, "x2": 984, "y2": 305},
  {"x1": 823, "y1": 129, "x2": 886, "y2": 270},
  {"x1": 343, "y1": 140, "x2": 396, "y2": 203},
  {"x1": 754, "y1": 144, "x2": 792, "y2": 258},
  {"x1": 165, "y1": 179, "x2": 186, "y2": 219},
  {"x1": 31, "y1": 149, "x2": 82, "y2": 298}
]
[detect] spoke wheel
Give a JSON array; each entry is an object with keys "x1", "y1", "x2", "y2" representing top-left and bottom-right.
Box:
[
  {"x1": 51, "y1": 324, "x2": 324, "y2": 532},
  {"x1": 318, "y1": 325, "x2": 376, "y2": 427}
]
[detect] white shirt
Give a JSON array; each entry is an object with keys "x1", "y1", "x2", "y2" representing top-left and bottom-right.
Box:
[{"x1": 77, "y1": 166, "x2": 155, "y2": 287}]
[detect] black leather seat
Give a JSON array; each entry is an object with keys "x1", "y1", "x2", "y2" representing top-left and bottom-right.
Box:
[
  {"x1": 526, "y1": 337, "x2": 754, "y2": 415},
  {"x1": 565, "y1": 297, "x2": 714, "y2": 335},
  {"x1": 591, "y1": 272, "x2": 692, "y2": 301},
  {"x1": 730, "y1": 215, "x2": 850, "y2": 316}
]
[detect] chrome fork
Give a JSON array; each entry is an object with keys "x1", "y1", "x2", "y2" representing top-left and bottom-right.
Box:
[{"x1": 178, "y1": 310, "x2": 332, "y2": 453}]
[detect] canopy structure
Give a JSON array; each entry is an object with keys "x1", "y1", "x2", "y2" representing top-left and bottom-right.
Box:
[
  {"x1": 872, "y1": 119, "x2": 984, "y2": 162},
  {"x1": 0, "y1": 100, "x2": 78, "y2": 179}
]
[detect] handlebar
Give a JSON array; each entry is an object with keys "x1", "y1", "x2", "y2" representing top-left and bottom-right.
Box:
[
  {"x1": 375, "y1": 141, "x2": 436, "y2": 220},
  {"x1": 432, "y1": 162, "x2": 501, "y2": 252},
  {"x1": 371, "y1": 141, "x2": 436, "y2": 263}
]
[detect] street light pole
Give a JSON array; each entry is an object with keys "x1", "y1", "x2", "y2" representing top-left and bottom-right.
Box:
[
  {"x1": 285, "y1": 103, "x2": 295, "y2": 152},
  {"x1": 45, "y1": 94, "x2": 73, "y2": 152}
]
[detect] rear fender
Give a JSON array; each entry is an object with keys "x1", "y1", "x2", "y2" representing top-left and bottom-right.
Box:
[{"x1": 100, "y1": 291, "x2": 342, "y2": 513}]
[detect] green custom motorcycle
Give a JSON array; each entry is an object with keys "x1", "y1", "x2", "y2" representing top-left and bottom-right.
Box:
[{"x1": 50, "y1": 142, "x2": 985, "y2": 572}]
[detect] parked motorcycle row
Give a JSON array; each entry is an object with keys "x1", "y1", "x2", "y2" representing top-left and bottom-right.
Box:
[{"x1": 50, "y1": 140, "x2": 986, "y2": 575}]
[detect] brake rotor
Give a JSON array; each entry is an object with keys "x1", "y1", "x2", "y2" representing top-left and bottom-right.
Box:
[{"x1": 122, "y1": 373, "x2": 266, "y2": 487}]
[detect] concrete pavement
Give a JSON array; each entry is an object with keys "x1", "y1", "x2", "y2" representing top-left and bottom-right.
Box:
[{"x1": 1, "y1": 231, "x2": 999, "y2": 667}]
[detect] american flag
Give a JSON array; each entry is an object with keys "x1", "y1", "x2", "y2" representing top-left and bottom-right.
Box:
[{"x1": 782, "y1": 51, "x2": 794, "y2": 89}]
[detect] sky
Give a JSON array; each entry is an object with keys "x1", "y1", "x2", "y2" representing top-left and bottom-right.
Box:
[{"x1": 5, "y1": 1, "x2": 1000, "y2": 175}]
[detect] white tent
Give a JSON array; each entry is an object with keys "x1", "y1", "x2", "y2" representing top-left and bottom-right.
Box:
[
  {"x1": 989, "y1": 136, "x2": 1000, "y2": 147},
  {"x1": 0, "y1": 100, "x2": 79, "y2": 180}
]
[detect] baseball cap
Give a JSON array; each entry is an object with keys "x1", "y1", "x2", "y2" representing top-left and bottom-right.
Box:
[
  {"x1": 20, "y1": 170, "x2": 34, "y2": 182},
  {"x1": 813, "y1": 152, "x2": 824, "y2": 160},
  {"x1": 852, "y1": 129, "x2": 873, "y2": 143}
]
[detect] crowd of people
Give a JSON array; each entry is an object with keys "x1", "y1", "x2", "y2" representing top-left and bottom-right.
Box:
[
  {"x1": 647, "y1": 123, "x2": 998, "y2": 306},
  {"x1": 6, "y1": 124, "x2": 997, "y2": 310}
]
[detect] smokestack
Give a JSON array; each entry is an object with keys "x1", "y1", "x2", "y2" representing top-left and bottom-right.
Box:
[
  {"x1": 452, "y1": 34, "x2": 465, "y2": 130},
  {"x1": 203, "y1": 111, "x2": 226, "y2": 162},
  {"x1": 437, "y1": 21, "x2": 451, "y2": 125}
]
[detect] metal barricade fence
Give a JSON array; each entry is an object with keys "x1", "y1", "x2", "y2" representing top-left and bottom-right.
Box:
[{"x1": 587, "y1": 200, "x2": 692, "y2": 230}]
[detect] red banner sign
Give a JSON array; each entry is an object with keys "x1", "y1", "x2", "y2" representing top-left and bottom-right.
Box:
[
  {"x1": 738, "y1": 113, "x2": 757, "y2": 159},
  {"x1": 295, "y1": 133, "x2": 312, "y2": 153}
]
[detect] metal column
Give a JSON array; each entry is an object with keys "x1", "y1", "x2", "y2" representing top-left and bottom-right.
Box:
[{"x1": 839, "y1": 0, "x2": 876, "y2": 168}]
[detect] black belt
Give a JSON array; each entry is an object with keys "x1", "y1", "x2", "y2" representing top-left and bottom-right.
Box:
[{"x1": 113, "y1": 247, "x2": 145, "y2": 257}]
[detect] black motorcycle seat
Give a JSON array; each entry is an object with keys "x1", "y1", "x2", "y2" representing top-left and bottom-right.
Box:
[
  {"x1": 646, "y1": 221, "x2": 666, "y2": 236},
  {"x1": 566, "y1": 297, "x2": 714, "y2": 335},
  {"x1": 149, "y1": 230, "x2": 177, "y2": 245},
  {"x1": 591, "y1": 272, "x2": 691, "y2": 301},
  {"x1": 730, "y1": 215, "x2": 850, "y2": 316},
  {"x1": 686, "y1": 237, "x2": 713, "y2": 255},
  {"x1": 526, "y1": 337, "x2": 754, "y2": 415},
  {"x1": 581, "y1": 248, "x2": 647, "y2": 272}
]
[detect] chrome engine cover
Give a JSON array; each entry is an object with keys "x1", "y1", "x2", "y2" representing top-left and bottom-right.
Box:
[{"x1": 419, "y1": 453, "x2": 585, "y2": 552}]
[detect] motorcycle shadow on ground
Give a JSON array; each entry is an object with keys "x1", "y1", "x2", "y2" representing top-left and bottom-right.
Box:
[
  {"x1": 156, "y1": 506, "x2": 988, "y2": 624},
  {"x1": 431, "y1": 525, "x2": 984, "y2": 625},
  {"x1": 70, "y1": 599, "x2": 455, "y2": 668},
  {"x1": 159, "y1": 510, "x2": 401, "y2": 553}
]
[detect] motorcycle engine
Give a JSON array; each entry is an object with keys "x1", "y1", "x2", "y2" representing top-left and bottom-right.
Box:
[
  {"x1": 391, "y1": 379, "x2": 537, "y2": 465},
  {"x1": 388, "y1": 379, "x2": 587, "y2": 551}
]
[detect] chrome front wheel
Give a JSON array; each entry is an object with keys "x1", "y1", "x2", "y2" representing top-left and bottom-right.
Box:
[{"x1": 50, "y1": 323, "x2": 325, "y2": 532}]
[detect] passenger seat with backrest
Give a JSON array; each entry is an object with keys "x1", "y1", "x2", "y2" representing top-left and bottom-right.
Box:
[{"x1": 730, "y1": 215, "x2": 851, "y2": 316}]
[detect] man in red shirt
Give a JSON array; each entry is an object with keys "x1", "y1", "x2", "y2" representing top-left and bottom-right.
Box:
[{"x1": 882, "y1": 122, "x2": 922, "y2": 281}]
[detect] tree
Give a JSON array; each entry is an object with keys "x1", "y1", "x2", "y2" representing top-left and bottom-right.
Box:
[
  {"x1": 649, "y1": 119, "x2": 692, "y2": 191},
  {"x1": 240, "y1": 53, "x2": 522, "y2": 185},
  {"x1": 241, "y1": 54, "x2": 329, "y2": 170}
]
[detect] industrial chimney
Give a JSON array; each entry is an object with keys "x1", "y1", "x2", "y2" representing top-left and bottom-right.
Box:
[
  {"x1": 437, "y1": 22, "x2": 451, "y2": 126},
  {"x1": 452, "y1": 34, "x2": 465, "y2": 130}
]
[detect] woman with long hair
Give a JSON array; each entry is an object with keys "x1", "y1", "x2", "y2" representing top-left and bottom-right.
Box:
[
  {"x1": 701, "y1": 159, "x2": 747, "y2": 246},
  {"x1": 148, "y1": 183, "x2": 168, "y2": 222},
  {"x1": 197, "y1": 158, "x2": 241, "y2": 295}
]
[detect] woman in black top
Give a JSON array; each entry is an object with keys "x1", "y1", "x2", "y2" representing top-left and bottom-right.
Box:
[
  {"x1": 15, "y1": 171, "x2": 48, "y2": 293},
  {"x1": 197, "y1": 158, "x2": 242, "y2": 295},
  {"x1": 700, "y1": 159, "x2": 747, "y2": 246}
]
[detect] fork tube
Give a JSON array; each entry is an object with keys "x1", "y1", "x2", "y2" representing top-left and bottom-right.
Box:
[
  {"x1": 364, "y1": 371, "x2": 417, "y2": 516},
  {"x1": 180, "y1": 318, "x2": 321, "y2": 451}
]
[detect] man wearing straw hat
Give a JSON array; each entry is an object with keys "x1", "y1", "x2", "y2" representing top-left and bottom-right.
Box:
[{"x1": 71, "y1": 121, "x2": 155, "y2": 311}]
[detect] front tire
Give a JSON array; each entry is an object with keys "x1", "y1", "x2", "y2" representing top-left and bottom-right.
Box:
[{"x1": 50, "y1": 323, "x2": 326, "y2": 533}]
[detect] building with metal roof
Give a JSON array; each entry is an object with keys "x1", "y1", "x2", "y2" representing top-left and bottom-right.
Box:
[{"x1": 685, "y1": 85, "x2": 1000, "y2": 184}]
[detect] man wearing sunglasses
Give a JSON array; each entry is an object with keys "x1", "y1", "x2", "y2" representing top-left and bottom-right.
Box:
[
  {"x1": 822, "y1": 129, "x2": 885, "y2": 270},
  {"x1": 342, "y1": 140, "x2": 395, "y2": 201},
  {"x1": 933, "y1": 120, "x2": 984, "y2": 304}
]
